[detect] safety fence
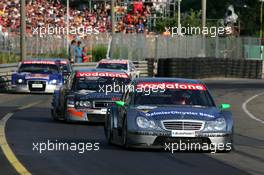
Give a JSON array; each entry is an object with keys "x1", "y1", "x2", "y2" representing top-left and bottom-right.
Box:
[
  {"x1": 110, "y1": 34, "x2": 263, "y2": 60},
  {"x1": 1, "y1": 34, "x2": 263, "y2": 62},
  {"x1": 0, "y1": 34, "x2": 110, "y2": 62},
  {"x1": 0, "y1": 61, "x2": 150, "y2": 91}
]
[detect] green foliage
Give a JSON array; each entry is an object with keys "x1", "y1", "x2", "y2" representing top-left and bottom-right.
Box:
[
  {"x1": 156, "y1": 18, "x2": 178, "y2": 33},
  {"x1": 0, "y1": 52, "x2": 20, "y2": 64},
  {"x1": 182, "y1": 9, "x2": 201, "y2": 27},
  {"x1": 92, "y1": 45, "x2": 107, "y2": 62},
  {"x1": 156, "y1": 9, "x2": 201, "y2": 33},
  {"x1": 30, "y1": 48, "x2": 68, "y2": 59}
]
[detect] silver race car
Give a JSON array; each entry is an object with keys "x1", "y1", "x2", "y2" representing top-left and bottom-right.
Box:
[
  {"x1": 105, "y1": 78, "x2": 233, "y2": 152},
  {"x1": 96, "y1": 59, "x2": 140, "y2": 79}
]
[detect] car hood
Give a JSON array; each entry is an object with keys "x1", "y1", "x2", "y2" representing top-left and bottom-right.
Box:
[
  {"x1": 133, "y1": 106, "x2": 221, "y2": 121},
  {"x1": 14, "y1": 72, "x2": 60, "y2": 80},
  {"x1": 74, "y1": 91, "x2": 122, "y2": 101}
]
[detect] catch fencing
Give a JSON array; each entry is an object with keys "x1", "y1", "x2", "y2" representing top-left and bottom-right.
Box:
[
  {"x1": 0, "y1": 34, "x2": 262, "y2": 62},
  {"x1": 0, "y1": 34, "x2": 110, "y2": 61},
  {"x1": 110, "y1": 34, "x2": 263, "y2": 60}
]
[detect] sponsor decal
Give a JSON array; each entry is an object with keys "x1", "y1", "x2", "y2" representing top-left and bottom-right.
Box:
[
  {"x1": 57, "y1": 60, "x2": 68, "y2": 64},
  {"x1": 145, "y1": 111, "x2": 215, "y2": 118},
  {"x1": 137, "y1": 82, "x2": 206, "y2": 91},
  {"x1": 171, "y1": 130, "x2": 196, "y2": 137},
  {"x1": 112, "y1": 97, "x2": 121, "y2": 101},
  {"x1": 76, "y1": 72, "x2": 129, "y2": 78},
  {"x1": 25, "y1": 74, "x2": 49, "y2": 79},
  {"x1": 99, "y1": 60, "x2": 128, "y2": 64},
  {"x1": 22, "y1": 61, "x2": 56, "y2": 65}
]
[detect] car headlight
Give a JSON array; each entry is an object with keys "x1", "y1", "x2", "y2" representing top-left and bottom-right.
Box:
[
  {"x1": 51, "y1": 79, "x2": 57, "y2": 84},
  {"x1": 18, "y1": 79, "x2": 23, "y2": 83},
  {"x1": 76, "y1": 101, "x2": 91, "y2": 108},
  {"x1": 83, "y1": 101, "x2": 91, "y2": 107},
  {"x1": 136, "y1": 116, "x2": 156, "y2": 129},
  {"x1": 203, "y1": 118, "x2": 226, "y2": 131},
  {"x1": 67, "y1": 99, "x2": 75, "y2": 108}
]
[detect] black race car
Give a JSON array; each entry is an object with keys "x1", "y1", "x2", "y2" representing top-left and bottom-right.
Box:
[
  {"x1": 104, "y1": 78, "x2": 233, "y2": 152},
  {"x1": 51, "y1": 68, "x2": 131, "y2": 122}
]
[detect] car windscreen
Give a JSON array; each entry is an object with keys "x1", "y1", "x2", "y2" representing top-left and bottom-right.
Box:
[
  {"x1": 133, "y1": 89, "x2": 215, "y2": 107},
  {"x1": 59, "y1": 64, "x2": 70, "y2": 73},
  {"x1": 19, "y1": 64, "x2": 59, "y2": 74},
  {"x1": 74, "y1": 76, "x2": 130, "y2": 92},
  {"x1": 97, "y1": 63, "x2": 128, "y2": 71}
]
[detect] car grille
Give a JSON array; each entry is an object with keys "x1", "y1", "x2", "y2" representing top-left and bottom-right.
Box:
[
  {"x1": 93, "y1": 101, "x2": 115, "y2": 108},
  {"x1": 162, "y1": 120, "x2": 204, "y2": 131},
  {"x1": 28, "y1": 81, "x2": 46, "y2": 92}
]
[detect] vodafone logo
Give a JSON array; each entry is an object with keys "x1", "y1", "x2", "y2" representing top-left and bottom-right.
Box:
[
  {"x1": 76, "y1": 72, "x2": 129, "y2": 78},
  {"x1": 137, "y1": 82, "x2": 206, "y2": 91},
  {"x1": 22, "y1": 61, "x2": 56, "y2": 65},
  {"x1": 99, "y1": 60, "x2": 128, "y2": 64},
  {"x1": 58, "y1": 61, "x2": 68, "y2": 64}
]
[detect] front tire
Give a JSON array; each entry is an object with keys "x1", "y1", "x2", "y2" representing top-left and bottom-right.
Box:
[
  {"x1": 51, "y1": 109, "x2": 59, "y2": 121},
  {"x1": 104, "y1": 114, "x2": 113, "y2": 144},
  {"x1": 122, "y1": 117, "x2": 128, "y2": 148}
]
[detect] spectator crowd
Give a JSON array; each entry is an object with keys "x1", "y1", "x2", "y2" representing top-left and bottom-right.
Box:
[{"x1": 0, "y1": 0, "x2": 153, "y2": 37}]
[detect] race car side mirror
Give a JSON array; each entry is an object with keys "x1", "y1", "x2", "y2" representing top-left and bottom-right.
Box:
[
  {"x1": 220, "y1": 103, "x2": 231, "y2": 110},
  {"x1": 115, "y1": 101, "x2": 126, "y2": 107}
]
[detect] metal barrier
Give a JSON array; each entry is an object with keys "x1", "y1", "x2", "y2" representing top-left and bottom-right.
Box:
[
  {"x1": 0, "y1": 61, "x2": 150, "y2": 91},
  {"x1": 0, "y1": 63, "x2": 18, "y2": 91}
]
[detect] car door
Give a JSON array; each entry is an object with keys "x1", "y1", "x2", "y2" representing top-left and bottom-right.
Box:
[
  {"x1": 58, "y1": 75, "x2": 73, "y2": 115},
  {"x1": 117, "y1": 90, "x2": 131, "y2": 128}
]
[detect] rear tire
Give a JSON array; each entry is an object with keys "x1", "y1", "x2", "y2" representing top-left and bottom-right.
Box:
[{"x1": 51, "y1": 109, "x2": 59, "y2": 121}]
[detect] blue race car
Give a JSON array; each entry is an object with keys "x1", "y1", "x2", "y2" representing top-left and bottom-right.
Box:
[
  {"x1": 11, "y1": 59, "x2": 70, "y2": 93},
  {"x1": 104, "y1": 78, "x2": 233, "y2": 152}
]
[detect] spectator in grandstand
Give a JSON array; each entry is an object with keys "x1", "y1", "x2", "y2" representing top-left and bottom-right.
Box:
[
  {"x1": 82, "y1": 46, "x2": 90, "y2": 63},
  {"x1": 75, "y1": 41, "x2": 83, "y2": 63},
  {"x1": 1, "y1": 0, "x2": 152, "y2": 35},
  {"x1": 133, "y1": 0, "x2": 143, "y2": 14},
  {"x1": 136, "y1": 19, "x2": 145, "y2": 33},
  {"x1": 69, "y1": 40, "x2": 76, "y2": 63}
]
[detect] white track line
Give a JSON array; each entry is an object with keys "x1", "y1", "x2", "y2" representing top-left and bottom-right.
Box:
[{"x1": 242, "y1": 92, "x2": 264, "y2": 124}]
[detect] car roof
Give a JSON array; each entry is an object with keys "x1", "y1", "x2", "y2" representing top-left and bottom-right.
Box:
[
  {"x1": 21, "y1": 58, "x2": 69, "y2": 65},
  {"x1": 98, "y1": 59, "x2": 129, "y2": 64},
  {"x1": 74, "y1": 68, "x2": 128, "y2": 74},
  {"x1": 133, "y1": 77, "x2": 203, "y2": 84},
  {"x1": 26, "y1": 58, "x2": 67, "y2": 61}
]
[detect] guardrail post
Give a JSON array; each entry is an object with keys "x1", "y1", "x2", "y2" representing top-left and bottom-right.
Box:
[{"x1": 261, "y1": 61, "x2": 264, "y2": 79}]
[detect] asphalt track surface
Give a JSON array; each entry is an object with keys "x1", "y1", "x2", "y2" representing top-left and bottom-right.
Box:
[{"x1": 0, "y1": 79, "x2": 263, "y2": 175}]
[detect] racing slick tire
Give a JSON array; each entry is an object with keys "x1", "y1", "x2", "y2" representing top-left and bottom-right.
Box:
[
  {"x1": 64, "y1": 113, "x2": 72, "y2": 123},
  {"x1": 122, "y1": 117, "x2": 129, "y2": 148},
  {"x1": 51, "y1": 109, "x2": 59, "y2": 121},
  {"x1": 104, "y1": 112, "x2": 114, "y2": 144}
]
